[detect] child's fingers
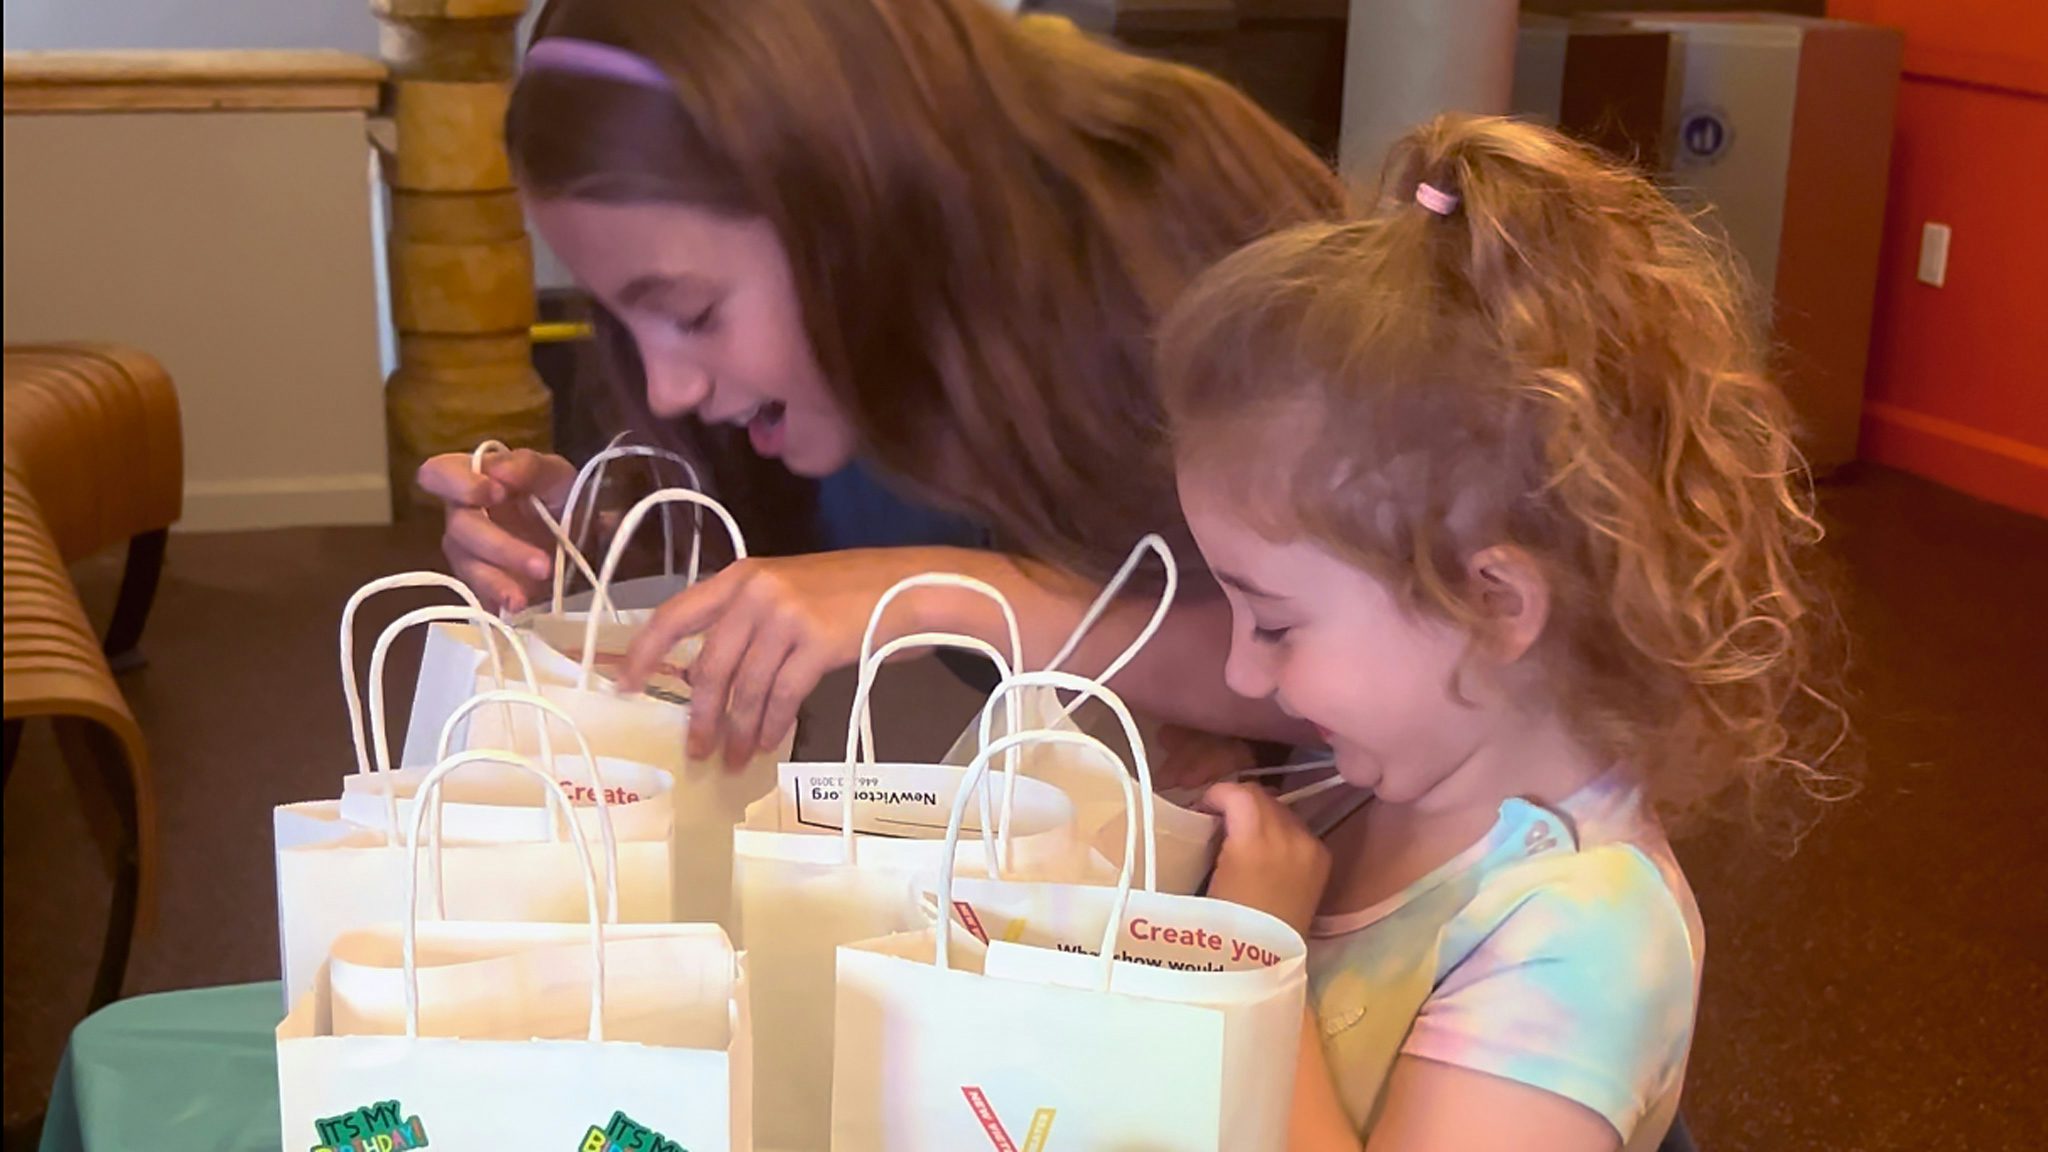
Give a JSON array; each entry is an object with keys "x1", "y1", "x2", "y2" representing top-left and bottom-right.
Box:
[
  {"x1": 1203, "y1": 782, "x2": 1270, "y2": 841},
  {"x1": 480, "y1": 449, "x2": 576, "y2": 510},
  {"x1": 416, "y1": 453, "x2": 502, "y2": 508},
  {"x1": 445, "y1": 508, "x2": 554, "y2": 582},
  {"x1": 442, "y1": 542, "x2": 530, "y2": 615}
]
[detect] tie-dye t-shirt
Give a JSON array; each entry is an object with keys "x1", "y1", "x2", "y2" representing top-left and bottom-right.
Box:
[{"x1": 1306, "y1": 769, "x2": 1702, "y2": 1150}]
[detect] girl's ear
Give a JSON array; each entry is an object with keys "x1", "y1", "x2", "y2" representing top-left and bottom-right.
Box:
[{"x1": 1465, "y1": 545, "x2": 1550, "y2": 664}]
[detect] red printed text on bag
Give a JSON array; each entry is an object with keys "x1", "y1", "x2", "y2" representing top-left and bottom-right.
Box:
[
  {"x1": 961, "y1": 1087, "x2": 1055, "y2": 1152},
  {"x1": 558, "y1": 781, "x2": 643, "y2": 806}
]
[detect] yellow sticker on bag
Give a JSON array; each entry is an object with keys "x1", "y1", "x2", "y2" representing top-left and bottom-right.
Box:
[{"x1": 1022, "y1": 1107, "x2": 1056, "y2": 1151}]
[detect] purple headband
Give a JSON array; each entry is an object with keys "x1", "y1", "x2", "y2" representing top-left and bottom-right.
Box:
[{"x1": 524, "y1": 37, "x2": 673, "y2": 90}]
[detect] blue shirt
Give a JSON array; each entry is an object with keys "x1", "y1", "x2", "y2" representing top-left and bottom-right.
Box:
[
  {"x1": 816, "y1": 461, "x2": 998, "y2": 693},
  {"x1": 815, "y1": 460, "x2": 986, "y2": 551}
]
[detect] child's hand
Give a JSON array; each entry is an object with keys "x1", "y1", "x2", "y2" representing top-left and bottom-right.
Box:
[
  {"x1": 417, "y1": 448, "x2": 577, "y2": 613},
  {"x1": 1204, "y1": 781, "x2": 1330, "y2": 935}
]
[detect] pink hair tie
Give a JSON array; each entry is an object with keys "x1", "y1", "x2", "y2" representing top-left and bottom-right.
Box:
[
  {"x1": 1415, "y1": 181, "x2": 1460, "y2": 216},
  {"x1": 524, "y1": 37, "x2": 673, "y2": 91}
]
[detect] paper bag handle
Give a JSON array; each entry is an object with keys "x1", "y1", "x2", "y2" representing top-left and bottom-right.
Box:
[
  {"x1": 935, "y1": 726, "x2": 1139, "y2": 991},
  {"x1": 359, "y1": 604, "x2": 543, "y2": 838},
  {"x1": 582, "y1": 488, "x2": 748, "y2": 689},
  {"x1": 838, "y1": 630, "x2": 1016, "y2": 869},
  {"x1": 555, "y1": 434, "x2": 706, "y2": 612},
  {"x1": 973, "y1": 669, "x2": 1160, "y2": 890},
  {"x1": 365, "y1": 604, "x2": 543, "y2": 775},
  {"x1": 1233, "y1": 758, "x2": 1348, "y2": 806},
  {"x1": 1043, "y1": 534, "x2": 1178, "y2": 698},
  {"x1": 402, "y1": 748, "x2": 607, "y2": 1043},
  {"x1": 854, "y1": 573, "x2": 1024, "y2": 766},
  {"x1": 340, "y1": 573, "x2": 507, "y2": 777},
  {"x1": 1236, "y1": 757, "x2": 1333, "y2": 779},
  {"x1": 430, "y1": 689, "x2": 622, "y2": 923},
  {"x1": 1040, "y1": 535, "x2": 1176, "y2": 739}
]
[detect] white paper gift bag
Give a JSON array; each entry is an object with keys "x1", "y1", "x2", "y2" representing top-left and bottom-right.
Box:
[
  {"x1": 278, "y1": 748, "x2": 750, "y2": 1151},
  {"x1": 544, "y1": 434, "x2": 706, "y2": 619},
  {"x1": 515, "y1": 434, "x2": 708, "y2": 688},
  {"x1": 399, "y1": 436, "x2": 705, "y2": 768},
  {"x1": 503, "y1": 431, "x2": 709, "y2": 618},
  {"x1": 281, "y1": 589, "x2": 540, "y2": 1006},
  {"x1": 833, "y1": 676, "x2": 1308, "y2": 1152},
  {"x1": 339, "y1": 753, "x2": 675, "y2": 849},
  {"x1": 939, "y1": 536, "x2": 1225, "y2": 894},
  {"x1": 277, "y1": 602, "x2": 675, "y2": 1007},
  {"x1": 441, "y1": 488, "x2": 790, "y2": 932},
  {"x1": 734, "y1": 574, "x2": 1098, "y2": 1152},
  {"x1": 347, "y1": 690, "x2": 678, "y2": 936},
  {"x1": 358, "y1": 679, "x2": 678, "y2": 850},
  {"x1": 339, "y1": 571, "x2": 529, "y2": 780}
]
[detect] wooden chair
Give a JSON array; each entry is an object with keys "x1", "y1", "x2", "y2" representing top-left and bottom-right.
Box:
[
  {"x1": 2, "y1": 343, "x2": 178, "y2": 1022},
  {"x1": 2, "y1": 345, "x2": 183, "y2": 667}
]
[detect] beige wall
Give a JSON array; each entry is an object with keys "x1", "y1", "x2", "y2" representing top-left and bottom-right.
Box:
[
  {"x1": 3, "y1": 0, "x2": 377, "y2": 53},
  {"x1": 4, "y1": 108, "x2": 391, "y2": 530}
]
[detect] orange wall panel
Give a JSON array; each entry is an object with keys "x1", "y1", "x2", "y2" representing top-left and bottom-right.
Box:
[
  {"x1": 1863, "y1": 83, "x2": 2048, "y2": 440},
  {"x1": 1832, "y1": 0, "x2": 2047, "y2": 516},
  {"x1": 1831, "y1": 0, "x2": 2046, "y2": 94}
]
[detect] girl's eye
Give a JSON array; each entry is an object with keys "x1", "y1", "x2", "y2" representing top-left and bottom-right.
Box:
[
  {"x1": 1252, "y1": 624, "x2": 1292, "y2": 645},
  {"x1": 671, "y1": 306, "x2": 716, "y2": 336}
]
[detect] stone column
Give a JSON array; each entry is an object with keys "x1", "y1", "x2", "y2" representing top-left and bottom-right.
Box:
[{"x1": 373, "y1": 0, "x2": 550, "y2": 510}]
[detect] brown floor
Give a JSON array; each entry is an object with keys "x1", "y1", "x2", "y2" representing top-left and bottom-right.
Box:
[{"x1": 4, "y1": 464, "x2": 2045, "y2": 1148}]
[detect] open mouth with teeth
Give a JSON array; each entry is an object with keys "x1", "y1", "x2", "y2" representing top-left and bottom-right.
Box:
[{"x1": 738, "y1": 400, "x2": 788, "y2": 457}]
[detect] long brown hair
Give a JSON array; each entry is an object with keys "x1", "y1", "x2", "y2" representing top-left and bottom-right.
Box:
[
  {"x1": 512, "y1": 0, "x2": 1346, "y2": 572},
  {"x1": 1160, "y1": 115, "x2": 1852, "y2": 834}
]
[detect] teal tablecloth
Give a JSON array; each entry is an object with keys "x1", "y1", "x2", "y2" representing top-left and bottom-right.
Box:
[{"x1": 40, "y1": 983, "x2": 283, "y2": 1152}]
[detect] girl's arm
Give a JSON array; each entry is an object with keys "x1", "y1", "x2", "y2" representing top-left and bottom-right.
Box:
[
  {"x1": 1285, "y1": 1008, "x2": 1622, "y2": 1152},
  {"x1": 1362, "y1": 1058, "x2": 1619, "y2": 1152},
  {"x1": 619, "y1": 544, "x2": 1311, "y2": 765}
]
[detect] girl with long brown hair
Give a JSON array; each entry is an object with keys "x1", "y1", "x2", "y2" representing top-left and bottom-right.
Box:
[{"x1": 416, "y1": 0, "x2": 1347, "y2": 764}]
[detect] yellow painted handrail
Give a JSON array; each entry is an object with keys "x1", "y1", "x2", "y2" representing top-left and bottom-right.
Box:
[{"x1": 530, "y1": 320, "x2": 594, "y2": 345}]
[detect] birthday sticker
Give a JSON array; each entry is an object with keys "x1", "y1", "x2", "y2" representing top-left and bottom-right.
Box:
[{"x1": 310, "y1": 1100, "x2": 429, "y2": 1151}]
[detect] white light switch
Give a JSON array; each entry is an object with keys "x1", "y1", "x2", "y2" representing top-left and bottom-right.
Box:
[{"x1": 1918, "y1": 222, "x2": 1952, "y2": 287}]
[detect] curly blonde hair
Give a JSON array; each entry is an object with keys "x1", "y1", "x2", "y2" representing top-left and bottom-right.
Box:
[{"x1": 1159, "y1": 115, "x2": 1850, "y2": 833}]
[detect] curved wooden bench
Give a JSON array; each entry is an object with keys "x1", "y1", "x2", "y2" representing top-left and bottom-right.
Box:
[
  {"x1": 2, "y1": 343, "x2": 178, "y2": 1021},
  {"x1": 4, "y1": 344, "x2": 182, "y2": 664}
]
